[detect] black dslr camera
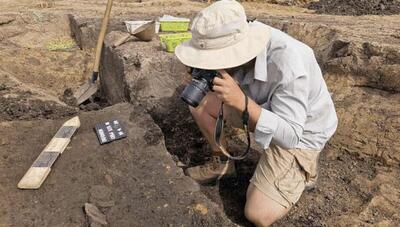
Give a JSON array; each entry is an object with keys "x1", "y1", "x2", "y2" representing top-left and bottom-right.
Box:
[{"x1": 180, "y1": 68, "x2": 219, "y2": 107}]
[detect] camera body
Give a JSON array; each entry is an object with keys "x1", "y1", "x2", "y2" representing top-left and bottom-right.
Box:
[{"x1": 180, "y1": 68, "x2": 219, "y2": 107}]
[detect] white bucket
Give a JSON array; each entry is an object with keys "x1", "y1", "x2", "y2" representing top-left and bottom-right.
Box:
[{"x1": 125, "y1": 21, "x2": 160, "y2": 34}]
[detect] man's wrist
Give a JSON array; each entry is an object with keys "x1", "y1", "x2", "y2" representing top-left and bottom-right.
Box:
[{"x1": 234, "y1": 92, "x2": 246, "y2": 112}]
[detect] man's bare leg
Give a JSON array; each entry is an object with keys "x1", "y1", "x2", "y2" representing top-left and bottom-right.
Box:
[
  {"x1": 185, "y1": 92, "x2": 235, "y2": 183},
  {"x1": 189, "y1": 92, "x2": 225, "y2": 154},
  {"x1": 245, "y1": 183, "x2": 290, "y2": 226}
]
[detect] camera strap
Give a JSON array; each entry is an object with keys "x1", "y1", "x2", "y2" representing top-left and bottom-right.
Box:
[{"x1": 214, "y1": 94, "x2": 250, "y2": 160}]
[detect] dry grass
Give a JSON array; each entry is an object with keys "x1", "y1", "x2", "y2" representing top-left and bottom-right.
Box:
[
  {"x1": 37, "y1": 0, "x2": 55, "y2": 8},
  {"x1": 46, "y1": 38, "x2": 76, "y2": 51}
]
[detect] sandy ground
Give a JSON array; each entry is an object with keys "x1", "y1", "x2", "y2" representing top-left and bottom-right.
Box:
[{"x1": 0, "y1": 0, "x2": 399, "y2": 226}]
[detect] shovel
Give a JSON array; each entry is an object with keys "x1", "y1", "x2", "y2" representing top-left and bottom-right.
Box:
[{"x1": 73, "y1": 0, "x2": 113, "y2": 105}]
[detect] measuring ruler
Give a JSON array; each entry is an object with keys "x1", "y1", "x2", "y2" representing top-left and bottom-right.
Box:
[{"x1": 18, "y1": 116, "x2": 80, "y2": 189}]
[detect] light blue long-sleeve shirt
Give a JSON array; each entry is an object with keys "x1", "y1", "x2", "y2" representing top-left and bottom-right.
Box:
[{"x1": 235, "y1": 23, "x2": 338, "y2": 151}]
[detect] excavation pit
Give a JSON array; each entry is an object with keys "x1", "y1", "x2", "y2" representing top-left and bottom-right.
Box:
[
  {"x1": 67, "y1": 13, "x2": 400, "y2": 225},
  {"x1": 0, "y1": 5, "x2": 399, "y2": 226}
]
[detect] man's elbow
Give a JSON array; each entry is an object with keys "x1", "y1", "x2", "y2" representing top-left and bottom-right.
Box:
[{"x1": 273, "y1": 127, "x2": 302, "y2": 149}]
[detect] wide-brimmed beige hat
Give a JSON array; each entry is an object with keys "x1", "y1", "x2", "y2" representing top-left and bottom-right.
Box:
[{"x1": 175, "y1": 0, "x2": 271, "y2": 70}]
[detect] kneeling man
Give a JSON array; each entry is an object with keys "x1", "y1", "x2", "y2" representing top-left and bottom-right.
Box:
[{"x1": 175, "y1": 1, "x2": 338, "y2": 226}]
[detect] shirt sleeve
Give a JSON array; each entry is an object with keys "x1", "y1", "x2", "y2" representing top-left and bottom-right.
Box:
[{"x1": 254, "y1": 74, "x2": 309, "y2": 150}]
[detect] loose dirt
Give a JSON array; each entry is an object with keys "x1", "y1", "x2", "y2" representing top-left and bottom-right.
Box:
[
  {"x1": 309, "y1": 0, "x2": 400, "y2": 15},
  {"x1": 0, "y1": 93, "x2": 76, "y2": 121}
]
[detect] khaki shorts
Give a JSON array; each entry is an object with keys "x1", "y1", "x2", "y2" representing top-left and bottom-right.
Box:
[
  {"x1": 250, "y1": 145, "x2": 319, "y2": 208},
  {"x1": 224, "y1": 105, "x2": 320, "y2": 209}
]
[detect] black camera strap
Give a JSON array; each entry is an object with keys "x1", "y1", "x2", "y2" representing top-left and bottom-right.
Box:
[{"x1": 214, "y1": 94, "x2": 250, "y2": 160}]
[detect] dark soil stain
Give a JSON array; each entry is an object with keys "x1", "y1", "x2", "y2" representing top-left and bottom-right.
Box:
[
  {"x1": 309, "y1": 0, "x2": 400, "y2": 15},
  {"x1": 0, "y1": 89, "x2": 77, "y2": 121}
]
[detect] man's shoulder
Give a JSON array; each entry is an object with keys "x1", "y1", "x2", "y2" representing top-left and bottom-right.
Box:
[
  {"x1": 268, "y1": 27, "x2": 313, "y2": 56},
  {"x1": 267, "y1": 47, "x2": 309, "y2": 82},
  {"x1": 266, "y1": 28, "x2": 314, "y2": 84}
]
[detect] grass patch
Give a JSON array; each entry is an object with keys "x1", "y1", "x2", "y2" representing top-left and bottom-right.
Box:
[{"x1": 46, "y1": 38, "x2": 76, "y2": 51}]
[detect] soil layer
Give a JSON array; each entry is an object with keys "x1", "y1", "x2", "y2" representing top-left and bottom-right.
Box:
[{"x1": 309, "y1": 0, "x2": 400, "y2": 15}]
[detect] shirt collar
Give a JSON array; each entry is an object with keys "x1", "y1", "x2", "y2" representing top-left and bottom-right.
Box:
[
  {"x1": 241, "y1": 39, "x2": 271, "y2": 85},
  {"x1": 236, "y1": 22, "x2": 272, "y2": 85},
  {"x1": 254, "y1": 44, "x2": 268, "y2": 82}
]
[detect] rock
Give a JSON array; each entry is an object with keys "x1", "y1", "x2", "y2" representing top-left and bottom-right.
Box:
[
  {"x1": 96, "y1": 200, "x2": 115, "y2": 208},
  {"x1": 194, "y1": 203, "x2": 208, "y2": 215},
  {"x1": 104, "y1": 174, "x2": 113, "y2": 185},
  {"x1": 0, "y1": 15, "x2": 15, "y2": 25},
  {"x1": 84, "y1": 203, "x2": 108, "y2": 226},
  {"x1": 0, "y1": 84, "x2": 7, "y2": 91},
  {"x1": 176, "y1": 160, "x2": 186, "y2": 167},
  {"x1": 173, "y1": 177, "x2": 200, "y2": 193},
  {"x1": 0, "y1": 138, "x2": 9, "y2": 146},
  {"x1": 80, "y1": 102, "x2": 101, "y2": 111}
]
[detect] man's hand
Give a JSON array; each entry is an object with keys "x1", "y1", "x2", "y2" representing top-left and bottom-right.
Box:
[
  {"x1": 212, "y1": 70, "x2": 245, "y2": 111},
  {"x1": 213, "y1": 69, "x2": 262, "y2": 132}
]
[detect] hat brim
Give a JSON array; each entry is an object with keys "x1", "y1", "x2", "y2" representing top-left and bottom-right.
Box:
[{"x1": 175, "y1": 25, "x2": 271, "y2": 70}]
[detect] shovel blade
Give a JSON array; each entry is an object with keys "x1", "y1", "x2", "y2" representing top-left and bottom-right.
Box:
[{"x1": 73, "y1": 80, "x2": 98, "y2": 105}]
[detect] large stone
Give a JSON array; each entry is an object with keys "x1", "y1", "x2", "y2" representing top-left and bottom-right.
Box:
[
  {"x1": 68, "y1": 15, "x2": 125, "y2": 50},
  {"x1": 84, "y1": 203, "x2": 108, "y2": 227},
  {"x1": 100, "y1": 30, "x2": 188, "y2": 115}
]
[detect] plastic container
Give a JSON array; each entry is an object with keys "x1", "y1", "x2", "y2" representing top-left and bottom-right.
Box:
[
  {"x1": 159, "y1": 32, "x2": 192, "y2": 53},
  {"x1": 160, "y1": 21, "x2": 190, "y2": 32},
  {"x1": 155, "y1": 22, "x2": 160, "y2": 33},
  {"x1": 125, "y1": 21, "x2": 160, "y2": 34},
  {"x1": 159, "y1": 15, "x2": 190, "y2": 32}
]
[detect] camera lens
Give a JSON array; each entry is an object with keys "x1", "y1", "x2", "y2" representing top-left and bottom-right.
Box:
[{"x1": 180, "y1": 78, "x2": 210, "y2": 107}]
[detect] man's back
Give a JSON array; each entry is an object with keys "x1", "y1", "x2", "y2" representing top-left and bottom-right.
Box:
[{"x1": 238, "y1": 24, "x2": 338, "y2": 151}]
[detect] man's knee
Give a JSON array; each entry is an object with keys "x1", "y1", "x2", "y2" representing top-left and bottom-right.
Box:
[
  {"x1": 189, "y1": 104, "x2": 206, "y2": 120},
  {"x1": 189, "y1": 93, "x2": 220, "y2": 118},
  {"x1": 244, "y1": 183, "x2": 289, "y2": 226},
  {"x1": 244, "y1": 203, "x2": 276, "y2": 227},
  {"x1": 189, "y1": 105, "x2": 199, "y2": 115},
  {"x1": 244, "y1": 203, "x2": 259, "y2": 225}
]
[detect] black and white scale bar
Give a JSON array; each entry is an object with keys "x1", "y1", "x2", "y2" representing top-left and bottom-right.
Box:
[{"x1": 18, "y1": 116, "x2": 80, "y2": 189}]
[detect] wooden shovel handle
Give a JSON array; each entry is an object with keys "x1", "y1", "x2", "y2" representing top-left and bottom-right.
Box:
[{"x1": 93, "y1": 0, "x2": 113, "y2": 75}]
